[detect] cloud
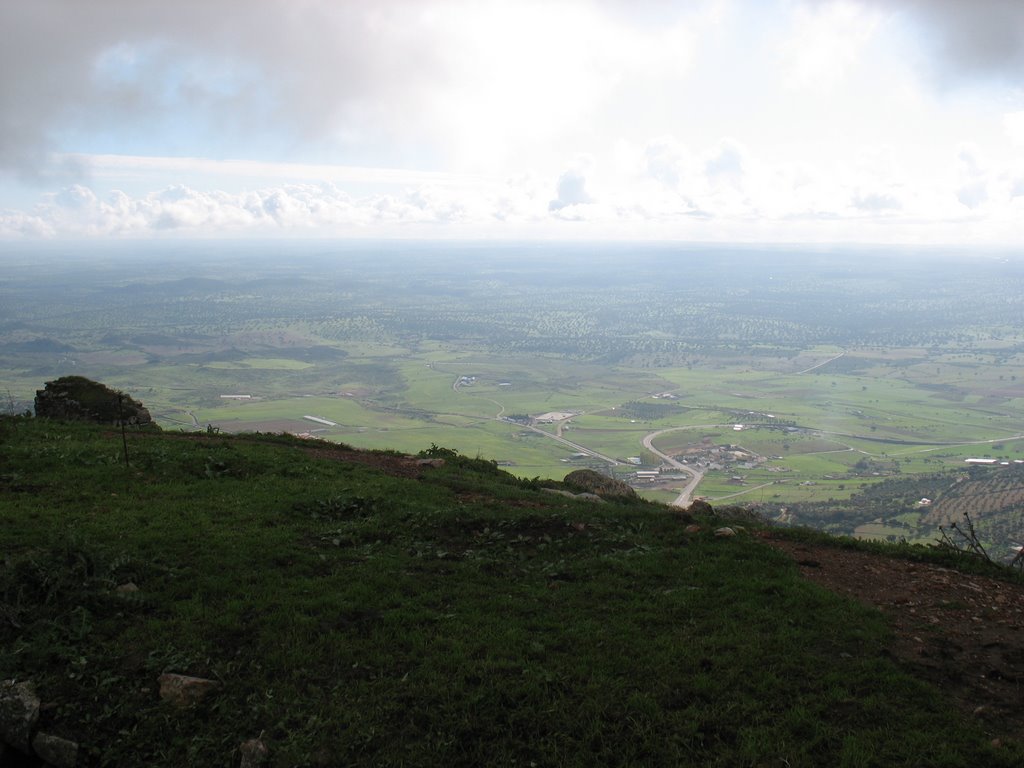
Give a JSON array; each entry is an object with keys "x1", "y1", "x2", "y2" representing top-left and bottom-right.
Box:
[
  {"x1": 955, "y1": 143, "x2": 989, "y2": 209},
  {"x1": 3, "y1": 135, "x2": 1024, "y2": 243},
  {"x1": 783, "y1": 1, "x2": 882, "y2": 90},
  {"x1": 549, "y1": 171, "x2": 594, "y2": 212},
  {"x1": 0, "y1": 1, "x2": 715, "y2": 183},
  {"x1": 854, "y1": 0, "x2": 1024, "y2": 86},
  {"x1": 644, "y1": 138, "x2": 689, "y2": 188},
  {"x1": 851, "y1": 191, "x2": 901, "y2": 212},
  {"x1": 0, "y1": 1, "x2": 460, "y2": 181},
  {"x1": 1004, "y1": 111, "x2": 1024, "y2": 146},
  {"x1": 704, "y1": 139, "x2": 746, "y2": 189}
]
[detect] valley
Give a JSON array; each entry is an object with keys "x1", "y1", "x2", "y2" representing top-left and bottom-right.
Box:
[{"x1": 3, "y1": 240, "x2": 1023, "y2": 551}]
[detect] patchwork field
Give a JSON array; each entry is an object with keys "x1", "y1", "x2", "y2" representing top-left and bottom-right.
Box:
[{"x1": 3, "y1": 242, "x2": 1023, "y2": 548}]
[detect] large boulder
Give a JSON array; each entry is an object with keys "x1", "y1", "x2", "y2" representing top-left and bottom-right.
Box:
[
  {"x1": 34, "y1": 376, "x2": 153, "y2": 426},
  {"x1": 0, "y1": 680, "x2": 39, "y2": 753},
  {"x1": 562, "y1": 469, "x2": 638, "y2": 501}
]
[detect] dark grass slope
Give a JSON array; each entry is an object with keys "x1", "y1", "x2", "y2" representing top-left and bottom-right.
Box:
[{"x1": 1, "y1": 416, "x2": 1019, "y2": 767}]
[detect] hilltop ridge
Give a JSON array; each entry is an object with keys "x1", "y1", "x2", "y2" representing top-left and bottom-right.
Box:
[{"x1": 1, "y1": 415, "x2": 1023, "y2": 766}]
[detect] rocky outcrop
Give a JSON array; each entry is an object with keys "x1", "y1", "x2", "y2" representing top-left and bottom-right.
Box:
[
  {"x1": 562, "y1": 469, "x2": 638, "y2": 501},
  {"x1": 0, "y1": 680, "x2": 39, "y2": 753},
  {"x1": 239, "y1": 737, "x2": 269, "y2": 767},
  {"x1": 34, "y1": 376, "x2": 153, "y2": 426},
  {"x1": 686, "y1": 499, "x2": 714, "y2": 516},
  {"x1": 0, "y1": 680, "x2": 79, "y2": 766},
  {"x1": 158, "y1": 673, "x2": 219, "y2": 708},
  {"x1": 32, "y1": 731, "x2": 78, "y2": 768}
]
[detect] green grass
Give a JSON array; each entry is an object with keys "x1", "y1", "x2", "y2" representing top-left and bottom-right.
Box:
[{"x1": 1, "y1": 416, "x2": 1021, "y2": 766}]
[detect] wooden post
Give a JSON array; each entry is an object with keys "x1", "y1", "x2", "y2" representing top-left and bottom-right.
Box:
[{"x1": 118, "y1": 393, "x2": 130, "y2": 469}]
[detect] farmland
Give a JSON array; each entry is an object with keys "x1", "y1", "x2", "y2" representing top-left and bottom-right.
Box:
[{"x1": 2, "y1": 240, "x2": 1024, "y2": 547}]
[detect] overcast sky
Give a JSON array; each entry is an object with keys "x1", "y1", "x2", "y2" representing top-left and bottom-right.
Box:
[{"x1": 1, "y1": 0, "x2": 1023, "y2": 243}]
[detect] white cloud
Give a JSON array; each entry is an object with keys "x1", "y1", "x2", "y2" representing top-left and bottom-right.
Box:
[
  {"x1": 782, "y1": 1, "x2": 882, "y2": 90},
  {"x1": 1, "y1": 1, "x2": 1023, "y2": 244},
  {"x1": 5, "y1": 134, "x2": 1020, "y2": 243},
  {"x1": 1004, "y1": 111, "x2": 1024, "y2": 146},
  {"x1": 0, "y1": 0, "x2": 715, "y2": 183}
]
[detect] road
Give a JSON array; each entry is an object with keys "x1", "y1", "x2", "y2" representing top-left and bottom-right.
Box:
[
  {"x1": 794, "y1": 351, "x2": 845, "y2": 375},
  {"x1": 522, "y1": 421, "x2": 622, "y2": 466},
  {"x1": 641, "y1": 427, "x2": 707, "y2": 507},
  {"x1": 709, "y1": 480, "x2": 783, "y2": 503}
]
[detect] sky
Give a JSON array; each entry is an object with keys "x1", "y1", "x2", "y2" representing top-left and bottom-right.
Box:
[{"x1": 1, "y1": 0, "x2": 1023, "y2": 243}]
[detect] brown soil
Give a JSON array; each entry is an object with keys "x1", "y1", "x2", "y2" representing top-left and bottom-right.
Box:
[
  {"x1": 301, "y1": 444, "x2": 432, "y2": 478},
  {"x1": 763, "y1": 533, "x2": 1024, "y2": 740}
]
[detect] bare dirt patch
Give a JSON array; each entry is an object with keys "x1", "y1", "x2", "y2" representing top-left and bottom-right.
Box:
[
  {"x1": 301, "y1": 444, "x2": 428, "y2": 479},
  {"x1": 763, "y1": 533, "x2": 1024, "y2": 740}
]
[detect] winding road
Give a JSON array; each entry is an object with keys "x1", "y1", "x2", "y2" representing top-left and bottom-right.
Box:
[
  {"x1": 444, "y1": 360, "x2": 1024, "y2": 510},
  {"x1": 641, "y1": 427, "x2": 707, "y2": 507}
]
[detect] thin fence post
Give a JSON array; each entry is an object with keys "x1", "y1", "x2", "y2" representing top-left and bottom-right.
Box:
[{"x1": 118, "y1": 393, "x2": 130, "y2": 469}]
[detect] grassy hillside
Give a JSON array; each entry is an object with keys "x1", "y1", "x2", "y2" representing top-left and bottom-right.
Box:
[{"x1": 1, "y1": 416, "x2": 1021, "y2": 766}]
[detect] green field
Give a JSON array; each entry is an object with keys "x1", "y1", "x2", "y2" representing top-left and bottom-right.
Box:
[{"x1": 3, "y1": 244, "x2": 1024, "y2": 545}]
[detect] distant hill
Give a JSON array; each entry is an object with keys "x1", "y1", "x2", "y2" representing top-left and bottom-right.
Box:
[{"x1": 0, "y1": 337, "x2": 75, "y2": 354}]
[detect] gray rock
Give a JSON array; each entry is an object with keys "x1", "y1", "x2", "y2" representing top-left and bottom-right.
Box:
[
  {"x1": 32, "y1": 731, "x2": 78, "y2": 768},
  {"x1": 157, "y1": 673, "x2": 219, "y2": 708},
  {"x1": 541, "y1": 488, "x2": 606, "y2": 503},
  {"x1": 687, "y1": 500, "x2": 714, "y2": 516},
  {"x1": 562, "y1": 469, "x2": 637, "y2": 500},
  {"x1": 0, "y1": 680, "x2": 40, "y2": 753},
  {"x1": 714, "y1": 527, "x2": 737, "y2": 537},
  {"x1": 239, "y1": 737, "x2": 269, "y2": 767}
]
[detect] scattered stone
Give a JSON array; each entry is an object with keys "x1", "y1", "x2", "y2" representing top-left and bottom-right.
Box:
[
  {"x1": 157, "y1": 673, "x2": 219, "y2": 708},
  {"x1": 239, "y1": 737, "x2": 269, "y2": 767},
  {"x1": 415, "y1": 458, "x2": 445, "y2": 468},
  {"x1": 684, "y1": 524, "x2": 702, "y2": 534},
  {"x1": 31, "y1": 731, "x2": 78, "y2": 768},
  {"x1": 714, "y1": 527, "x2": 737, "y2": 538},
  {"x1": 0, "y1": 680, "x2": 40, "y2": 753},
  {"x1": 116, "y1": 582, "x2": 140, "y2": 594},
  {"x1": 34, "y1": 376, "x2": 154, "y2": 426}
]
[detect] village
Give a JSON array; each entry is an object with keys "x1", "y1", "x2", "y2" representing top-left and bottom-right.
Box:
[{"x1": 628, "y1": 440, "x2": 769, "y2": 485}]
